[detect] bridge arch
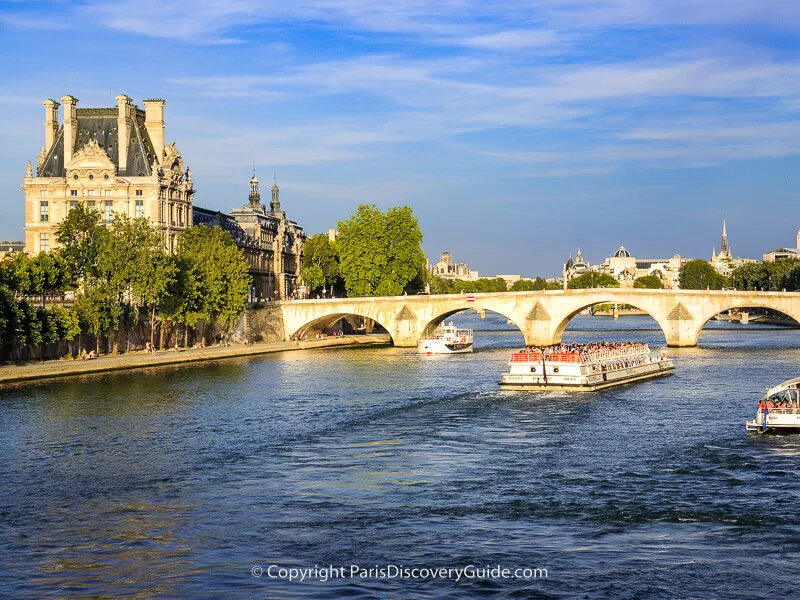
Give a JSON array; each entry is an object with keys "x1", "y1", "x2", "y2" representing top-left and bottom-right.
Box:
[
  {"x1": 690, "y1": 301, "x2": 800, "y2": 346},
  {"x1": 288, "y1": 311, "x2": 392, "y2": 342},
  {"x1": 551, "y1": 299, "x2": 670, "y2": 345},
  {"x1": 421, "y1": 306, "x2": 525, "y2": 340}
]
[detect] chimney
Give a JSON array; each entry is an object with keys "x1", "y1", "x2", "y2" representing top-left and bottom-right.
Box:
[
  {"x1": 43, "y1": 99, "x2": 60, "y2": 154},
  {"x1": 61, "y1": 95, "x2": 78, "y2": 164},
  {"x1": 116, "y1": 94, "x2": 133, "y2": 171},
  {"x1": 142, "y1": 99, "x2": 166, "y2": 163}
]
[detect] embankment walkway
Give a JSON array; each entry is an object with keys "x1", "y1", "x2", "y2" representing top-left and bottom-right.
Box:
[{"x1": 0, "y1": 334, "x2": 391, "y2": 386}]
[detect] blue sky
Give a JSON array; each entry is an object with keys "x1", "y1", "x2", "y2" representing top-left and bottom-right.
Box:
[{"x1": 1, "y1": 0, "x2": 799, "y2": 276}]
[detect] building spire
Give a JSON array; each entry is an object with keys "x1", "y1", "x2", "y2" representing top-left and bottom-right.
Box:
[
  {"x1": 249, "y1": 168, "x2": 261, "y2": 207},
  {"x1": 720, "y1": 216, "x2": 730, "y2": 257},
  {"x1": 271, "y1": 172, "x2": 281, "y2": 212}
]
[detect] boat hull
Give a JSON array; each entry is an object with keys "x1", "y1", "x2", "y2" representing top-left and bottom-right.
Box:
[
  {"x1": 417, "y1": 339, "x2": 474, "y2": 354},
  {"x1": 745, "y1": 414, "x2": 800, "y2": 434},
  {"x1": 500, "y1": 359, "x2": 674, "y2": 391}
]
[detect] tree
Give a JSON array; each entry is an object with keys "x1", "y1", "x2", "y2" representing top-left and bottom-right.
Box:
[
  {"x1": 337, "y1": 204, "x2": 425, "y2": 297},
  {"x1": 511, "y1": 279, "x2": 535, "y2": 291},
  {"x1": 679, "y1": 260, "x2": 727, "y2": 290},
  {"x1": 568, "y1": 272, "x2": 620, "y2": 289},
  {"x1": 532, "y1": 277, "x2": 548, "y2": 291},
  {"x1": 634, "y1": 275, "x2": 664, "y2": 289},
  {"x1": 55, "y1": 204, "x2": 107, "y2": 282},
  {"x1": 301, "y1": 233, "x2": 339, "y2": 295},
  {"x1": 173, "y1": 225, "x2": 251, "y2": 343}
]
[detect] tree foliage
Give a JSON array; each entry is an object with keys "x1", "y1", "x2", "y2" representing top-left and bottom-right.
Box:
[
  {"x1": 301, "y1": 234, "x2": 339, "y2": 295},
  {"x1": 174, "y1": 225, "x2": 251, "y2": 330},
  {"x1": 679, "y1": 260, "x2": 727, "y2": 290},
  {"x1": 729, "y1": 258, "x2": 800, "y2": 291},
  {"x1": 337, "y1": 204, "x2": 425, "y2": 297},
  {"x1": 634, "y1": 275, "x2": 664, "y2": 289},
  {"x1": 568, "y1": 272, "x2": 620, "y2": 289}
]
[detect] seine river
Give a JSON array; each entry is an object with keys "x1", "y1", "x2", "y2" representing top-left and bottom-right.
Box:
[{"x1": 2, "y1": 313, "x2": 799, "y2": 598}]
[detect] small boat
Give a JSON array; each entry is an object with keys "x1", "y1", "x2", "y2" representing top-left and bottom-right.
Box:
[
  {"x1": 417, "y1": 322, "x2": 473, "y2": 354},
  {"x1": 500, "y1": 342, "x2": 674, "y2": 391},
  {"x1": 745, "y1": 378, "x2": 800, "y2": 434}
]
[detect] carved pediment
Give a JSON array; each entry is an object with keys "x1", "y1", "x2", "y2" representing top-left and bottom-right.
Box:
[{"x1": 66, "y1": 138, "x2": 115, "y2": 172}]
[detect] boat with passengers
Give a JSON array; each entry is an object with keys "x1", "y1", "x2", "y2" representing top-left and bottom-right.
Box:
[
  {"x1": 500, "y1": 341, "x2": 674, "y2": 391},
  {"x1": 745, "y1": 378, "x2": 800, "y2": 434},
  {"x1": 417, "y1": 322, "x2": 474, "y2": 354}
]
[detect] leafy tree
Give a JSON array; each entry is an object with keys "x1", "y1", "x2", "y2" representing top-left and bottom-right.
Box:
[
  {"x1": 511, "y1": 279, "x2": 535, "y2": 291},
  {"x1": 173, "y1": 225, "x2": 251, "y2": 343},
  {"x1": 679, "y1": 260, "x2": 727, "y2": 290},
  {"x1": 533, "y1": 277, "x2": 549, "y2": 291},
  {"x1": 337, "y1": 204, "x2": 425, "y2": 297},
  {"x1": 634, "y1": 275, "x2": 664, "y2": 289},
  {"x1": 301, "y1": 233, "x2": 339, "y2": 295},
  {"x1": 55, "y1": 204, "x2": 107, "y2": 282},
  {"x1": 29, "y1": 252, "x2": 71, "y2": 307},
  {"x1": 300, "y1": 264, "x2": 325, "y2": 295},
  {"x1": 568, "y1": 272, "x2": 620, "y2": 289}
]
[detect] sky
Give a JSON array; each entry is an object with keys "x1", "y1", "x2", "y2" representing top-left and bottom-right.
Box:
[{"x1": 1, "y1": 0, "x2": 799, "y2": 277}]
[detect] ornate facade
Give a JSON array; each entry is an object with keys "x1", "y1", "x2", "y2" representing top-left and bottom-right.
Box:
[
  {"x1": 193, "y1": 175, "x2": 305, "y2": 301},
  {"x1": 23, "y1": 94, "x2": 194, "y2": 254},
  {"x1": 430, "y1": 251, "x2": 479, "y2": 281}
]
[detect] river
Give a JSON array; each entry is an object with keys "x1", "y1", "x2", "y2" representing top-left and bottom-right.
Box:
[{"x1": 1, "y1": 313, "x2": 799, "y2": 598}]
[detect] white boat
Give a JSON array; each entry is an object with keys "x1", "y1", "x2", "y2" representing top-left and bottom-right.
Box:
[
  {"x1": 417, "y1": 322, "x2": 473, "y2": 354},
  {"x1": 745, "y1": 378, "x2": 800, "y2": 434},
  {"x1": 500, "y1": 342, "x2": 674, "y2": 391}
]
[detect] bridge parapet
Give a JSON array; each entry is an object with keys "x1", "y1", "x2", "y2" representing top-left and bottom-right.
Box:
[{"x1": 279, "y1": 289, "x2": 800, "y2": 348}]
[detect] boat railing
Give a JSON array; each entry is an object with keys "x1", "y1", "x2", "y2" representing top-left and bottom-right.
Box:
[
  {"x1": 764, "y1": 407, "x2": 799, "y2": 415},
  {"x1": 510, "y1": 347, "x2": 654, "y2": 364}
]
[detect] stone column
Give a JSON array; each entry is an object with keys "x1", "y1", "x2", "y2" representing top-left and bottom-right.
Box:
[
  {"x1": 43, "y1": 99, "x2": 60, "y2": 154},
  {"x1": 116, "y1": 94, "x2": 132, "y2": 171},
  {"x1": 142, "y1": 99, "x2": 166, "y2": 163},
  {"x1": 61, "y1": 95, "x2": 78, "y2": 164}
]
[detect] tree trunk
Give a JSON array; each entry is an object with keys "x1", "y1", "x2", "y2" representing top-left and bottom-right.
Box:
[
  {"x1": 185, "y1": 323, "x2": 189, "y2": 347},
  {"x1": 151, "y1": 306, "x2": 156, "y2": 350}
]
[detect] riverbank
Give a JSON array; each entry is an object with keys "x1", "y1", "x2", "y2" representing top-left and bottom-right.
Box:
[{"x1": 0, "y1": 334, "x2": 392, "y2": 386}]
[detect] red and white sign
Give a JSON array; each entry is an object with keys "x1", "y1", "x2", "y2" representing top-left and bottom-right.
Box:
[{"x1": 466, "y1": 295, "x2": 475, "y2": 303}]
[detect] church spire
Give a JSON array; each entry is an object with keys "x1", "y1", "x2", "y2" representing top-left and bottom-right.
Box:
[{"x1": 720, "y1": 216, "x2": 730, "y2": 257}]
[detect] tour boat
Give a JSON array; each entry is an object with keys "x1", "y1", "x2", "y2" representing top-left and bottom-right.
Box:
[
  {"x1": 417, "y1": 322, "x2": 474, "y2": 354},
  {"x1": 500, "y1": 342, "x2": 674, "y2": 391},
  {"x1": 745, "y1": 378, "x2": 800, "y2": 434}
]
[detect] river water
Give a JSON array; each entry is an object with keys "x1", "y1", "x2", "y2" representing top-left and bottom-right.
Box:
[{"x1": 1, "y1": 313, "x2": 799, "y2": 598}]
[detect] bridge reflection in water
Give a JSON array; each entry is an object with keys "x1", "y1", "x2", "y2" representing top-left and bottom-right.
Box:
[{"x1": 280, "y1": 289, "x2": 800, "y2": 348}]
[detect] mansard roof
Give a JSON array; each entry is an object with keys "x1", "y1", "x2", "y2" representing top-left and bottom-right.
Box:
[{"x1": 39, "y1": 107, "x2": 156, "y2": 177}]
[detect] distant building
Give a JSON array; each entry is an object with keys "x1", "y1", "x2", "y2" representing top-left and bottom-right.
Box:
[
  {"x1": 193, "y1": 175, "x2": 305, "y2": 301},
  {"x1": 763, "y1": 228, "x2": 800, "y2": 262},
  {"x1": 710, "y1": 218, "x2": 755, "y2": 275},
  {"x1": 0, "y1": 241, "x2": 24, "y2": 258},
  {"x1": 430, "y1": 251, "x2": 478, "y2": 281},
  {"x1": 23, "y1": 94, "x2": 194, "y2": 254},
  {"x1": 580, "y1": 245, "x2": 688, "y2": 289},
  {"x1": 602, "y1": 246, "x2": 638, "y2": 286},
  {"x1": 563, "y1": 248, "x2": 592, "y2": 280}
]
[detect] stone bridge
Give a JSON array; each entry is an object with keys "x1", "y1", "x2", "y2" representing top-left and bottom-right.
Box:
[{"x1": 279, "y1": 289, "x2": 800, "y2": 348}]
